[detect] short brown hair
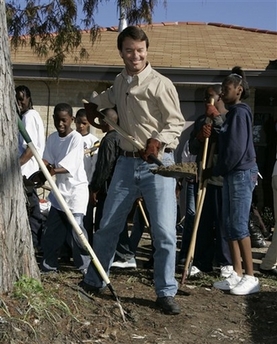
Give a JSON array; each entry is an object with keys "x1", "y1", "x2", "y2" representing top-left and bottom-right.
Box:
[{"x1": 117, "y1": 26, "x2": 149, "y2": 51}]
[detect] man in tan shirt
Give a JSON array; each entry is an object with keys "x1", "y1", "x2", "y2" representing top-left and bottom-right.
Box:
[{"x1": 82, "y1": 26, "x2": 185, "y2": 315}]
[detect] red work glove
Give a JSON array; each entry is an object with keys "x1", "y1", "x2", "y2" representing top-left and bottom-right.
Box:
[
  {"x1": 139, "y1": 138, "x2": 162, "y2": 163},
  {"x1": 196, "y1": 123, "x2": 212, "y2": 142},
  {"x1": 205, "y1": 104, "x2": 220, "y2": 118}
]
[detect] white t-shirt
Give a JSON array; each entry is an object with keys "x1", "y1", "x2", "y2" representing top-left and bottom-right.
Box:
[
  {"x1": 43, "y1": 130, "x2": 88, "y2": 214},
  {"x1": 81, "y1": 133, "x2": 99, "y2": 182},
  {"x1": 18, "y1": 109, "x2": 45, "y2": 178}
]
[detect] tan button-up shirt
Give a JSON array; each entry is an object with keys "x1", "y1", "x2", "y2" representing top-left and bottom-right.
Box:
[{"x1": 91, "y1": 63, "x2": 185, "y2": 153}]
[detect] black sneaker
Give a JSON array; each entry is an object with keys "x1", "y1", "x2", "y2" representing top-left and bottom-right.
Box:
[
  {"x1": 156, "y1": 296, "x2": 180, "y2": 315},
  {"x1": 40, "y1": 259, "x2": 59, "y2": 274},
  {"x1": 78, "y1": 280, "x2": 106, "y2": 295},
  {"x1": 259, "y1": 267, "x2": 277, "y2": 276}
]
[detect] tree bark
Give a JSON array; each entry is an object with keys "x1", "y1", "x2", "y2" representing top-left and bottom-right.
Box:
[{"x1": 0, "y1": 0, "x2": 40, "y2": 293}]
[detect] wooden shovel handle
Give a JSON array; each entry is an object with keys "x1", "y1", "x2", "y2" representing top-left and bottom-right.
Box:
[{"x1": 181, "y1": 141, "x2": 216, "y2": 284}]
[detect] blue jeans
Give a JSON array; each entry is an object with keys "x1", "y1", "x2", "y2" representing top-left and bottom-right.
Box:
[
  {"x1": 42, "y1": 207, "x2": 91, "y2": 270},
  {"x1": 222, "y1": 165, "x2": 258, "y2": 241},
  {"x1": 84, "y1": 153, "x2": 178, "y2": 297}
]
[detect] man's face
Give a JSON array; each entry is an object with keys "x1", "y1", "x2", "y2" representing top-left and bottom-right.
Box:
[
  {"x1": 119, "y1": 37, "x2": 148, "y2": 76},
  {"x1": 16, "y1": 91, "x2": 30, "y2": 115}
]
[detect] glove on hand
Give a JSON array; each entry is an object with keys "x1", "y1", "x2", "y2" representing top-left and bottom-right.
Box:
[
  {"x1": 196, "y1": 123, "x2": 212, "y2": 142},
  {"x1": 205, "y1": 104, "x2": 220, "y2": 118},
  {"x1": 139, "y1": 138, "x2": 162, "y2": 163}
]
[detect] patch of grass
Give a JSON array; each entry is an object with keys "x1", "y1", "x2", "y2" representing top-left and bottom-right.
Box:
[
  {"x1": 13, "y1": 275, "x2": 44, "y2": 298},
  {"x1": 0, "y1": 275, "x2": 81, "y2": 342},
  {"x1": 12, "y1": 275, "x2": 78, "y2": 322}
]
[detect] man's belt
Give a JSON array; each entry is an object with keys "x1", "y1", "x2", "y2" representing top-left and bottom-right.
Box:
[{"x1": 119, "y1": 147, "x2": 174, "y2": 158}]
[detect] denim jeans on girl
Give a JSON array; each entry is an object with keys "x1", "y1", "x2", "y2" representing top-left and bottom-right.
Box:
[{"x1": 222, "y1": 165, "x2": 259, "y2": 241}]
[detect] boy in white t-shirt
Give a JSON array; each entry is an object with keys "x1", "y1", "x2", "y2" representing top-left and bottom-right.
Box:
[
  {"x1": 75, "y1": 108, "x2": 99, "y2": 182},
  {"x1": 41, "y1": 103, "x2": 90, "y2": 274},
  {"x1": 75, "y1": 108, "x2": 100, "y2": 242}
]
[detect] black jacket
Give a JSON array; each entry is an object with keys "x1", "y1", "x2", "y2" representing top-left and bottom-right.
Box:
[
  {"x1": 189, "y1": 113, "x2": 225, "y2": 186},
  {"x1": 89, "y1": 130, "x2": 120, "y2": 194}
]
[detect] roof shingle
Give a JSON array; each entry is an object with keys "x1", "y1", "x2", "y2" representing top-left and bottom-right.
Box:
[{"x1": 10, "y1": 22, "x2": 277, "y2": 70}]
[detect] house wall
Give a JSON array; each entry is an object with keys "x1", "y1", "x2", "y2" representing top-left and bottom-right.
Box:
[
  {"x1": 14, "y1": 79, "x2": 112, "y2": 139},
  {"x1": 15, "y1": 79, "x2": 255, "y2": 140},
  {"x1": 252, "y1": 103, "x2": 277, "y2": 212}
]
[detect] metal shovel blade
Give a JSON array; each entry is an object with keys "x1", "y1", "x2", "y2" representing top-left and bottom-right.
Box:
[{"x1": 150, "y1": 162, "x2": 197, "y2": 179}]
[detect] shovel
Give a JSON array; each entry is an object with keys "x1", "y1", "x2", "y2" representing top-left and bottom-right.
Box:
[
  {"x1": 84, "y1": 141, "x2": 100, "y2": 155},
  {"x1": 181, "y1": 99, "x2": 215, "y2": 283},
  {"x1": 17, "y1": 116, "x2": 126, "y2": 322},
  {"x1": 181, "y1": 141, "x2": 215, "y2": 284}
]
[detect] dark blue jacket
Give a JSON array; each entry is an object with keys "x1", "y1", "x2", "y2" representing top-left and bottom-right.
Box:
[{"x1": 214, "y1": 103, "x2": 256, "y2": 176}]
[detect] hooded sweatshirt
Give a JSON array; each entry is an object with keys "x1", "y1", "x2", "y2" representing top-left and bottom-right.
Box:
[{"x1": 214, "y1": 103, "x2": 256, "y2": 176}]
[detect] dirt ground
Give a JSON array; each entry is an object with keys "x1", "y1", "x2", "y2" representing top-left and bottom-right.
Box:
[{"x1": 0, "y1": 233, "x2": 277, "y2": 344}]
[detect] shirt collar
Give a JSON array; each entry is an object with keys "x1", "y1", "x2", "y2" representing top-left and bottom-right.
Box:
[{"x1": 122, "y1": 62, "x2": 152, "y2": 85}]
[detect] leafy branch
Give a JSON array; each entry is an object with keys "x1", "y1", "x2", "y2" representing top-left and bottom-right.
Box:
[{"x1": 6, "y1": 0, "x2": 165, "y2": 77}]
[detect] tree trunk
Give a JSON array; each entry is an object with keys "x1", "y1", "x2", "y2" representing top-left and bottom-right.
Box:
[{"x1": 0, "y1": 0, "x2": 40, "y2": 293}]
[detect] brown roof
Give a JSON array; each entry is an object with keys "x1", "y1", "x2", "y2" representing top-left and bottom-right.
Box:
[{"x1": 10, "y1": 22, "x2": 277, "y2": 70}]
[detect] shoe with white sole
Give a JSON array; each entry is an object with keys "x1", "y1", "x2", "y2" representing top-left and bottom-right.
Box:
[
  {"x1": 40, "y1": 259, "x2": 58, "y2": 274},
  {"x1": 189, "y1": 266, "x2": 201, "y2": 276},
  {"x1": 230, "y1": 275, "x2": 260, "y2": 295},
  {"x1": 111, "y1": 257, "x2": 137, "y2": 269},
  {"x1": 220, "y1": 265, "x2": 234, "y2": 278},
  {"x1": 213, "y1": 271, "x2": 242, "y2": 291}
]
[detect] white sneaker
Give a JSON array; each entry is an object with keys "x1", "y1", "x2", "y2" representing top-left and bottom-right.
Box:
[
  {"x1": 220, "y1": 265, "x2": 234, "y2": 278},
  {"x1": 111, "y1": 257, "x2": 137, "y2": 269},
  {"x1": 230, "y1": 275, "x2": 260, "y2": 295},
  {"x1": 213, "y1": 271, "x2": 242, "y2": 291},
  {"x1": 189, "y1": 266, "x2": 201, "y2": 276}
]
